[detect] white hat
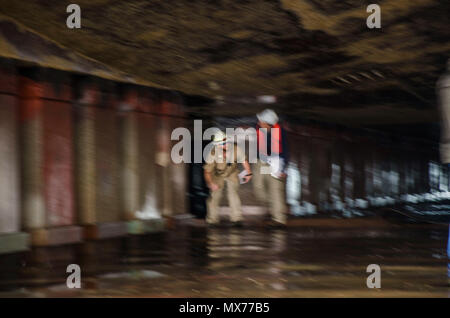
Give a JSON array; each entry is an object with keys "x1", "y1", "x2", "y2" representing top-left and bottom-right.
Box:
[
  {"x1": 257, "y1": 109, "x2": 279, "y2": 125},
  {"x1": 213, "y1": 130, "x2": 228, "y2": 145}
]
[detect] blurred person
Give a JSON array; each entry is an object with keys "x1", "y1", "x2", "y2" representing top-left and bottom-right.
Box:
[
  {"x1": 254, "y1": 109, "x2": 289, "y2": 226},
  {"x1": 203, "y1": 130, "x2": 252, "y2": 227}
]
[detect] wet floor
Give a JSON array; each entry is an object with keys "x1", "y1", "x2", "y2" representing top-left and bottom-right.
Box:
[{"x1": 0, "y1": 218, "x2": 449, "y2": 298}]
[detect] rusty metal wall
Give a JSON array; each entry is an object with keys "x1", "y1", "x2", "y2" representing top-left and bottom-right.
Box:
[
  {"x1": 136, "y1": 112, "x2": 158, "y2": 218},
  {"x1": 42, "y1": 80, "x2": 75, "y2": 227},
  {"x1": 0, "y1": 61, "x2": 191, "y2": 245},
  {"x1": 94, "y1": 104, "x2": 121, "y2": 223},
  {"x1": 19, "y1": 75, "x2": 45, "y2": 230},
  {"x1": 171, "y1": 115, "x2": 188, "y2": 216},
  {"x1": 75, "y1": 84, "x2": 121, "y2": 225},
  {"x1": 0, "y1": 64, "x2": 20, "y2": 234},
  {"x1": 17, "y1": 69, "x2": 80, "y2": 244}
]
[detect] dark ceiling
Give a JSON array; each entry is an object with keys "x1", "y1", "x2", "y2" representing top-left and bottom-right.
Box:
[{"x1": 0, "y1": 0, "x2": 449, "y2": 125}]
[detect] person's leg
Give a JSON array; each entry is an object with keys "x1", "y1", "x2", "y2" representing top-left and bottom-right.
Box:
[
  {"x1": 206, "y1": 185, "x2": 223, "y2": 224},
  {"x1": 253, "y1": 160, "x2": 268, "y2": 203},
  {"x1": 226, "y1": 178, "x2": 243, "y2": 223},
  {"x1": 269, "y1": 176, "x2": 287, "y2": 224}
]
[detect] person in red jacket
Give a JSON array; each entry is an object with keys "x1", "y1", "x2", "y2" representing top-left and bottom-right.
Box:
[{"x1": 254, "y1": 109, "x2": 289, "y2": 226}]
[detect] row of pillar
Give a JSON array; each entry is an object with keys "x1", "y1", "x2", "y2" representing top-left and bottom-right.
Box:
[
  {"x1": 285, "y1": 125, "x2": 435, "y2": 216},
  {"x1": 0, "y1": 62, "x2": 188, "y2": 254}
]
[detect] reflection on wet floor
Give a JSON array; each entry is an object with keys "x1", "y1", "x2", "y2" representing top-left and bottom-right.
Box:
[{"x1": 0, "y1": 219, "x2": 449, "y2": 297}]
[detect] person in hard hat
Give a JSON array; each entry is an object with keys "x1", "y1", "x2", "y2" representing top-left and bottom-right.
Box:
[
  {"x1": 203, "y1": 130, "x2": 252, "y2": 227},
  {"x1": 254, "y1": 109, "x2": 290, "y2": 226}
]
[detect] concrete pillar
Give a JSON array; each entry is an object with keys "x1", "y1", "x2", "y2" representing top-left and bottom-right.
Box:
[
  {"x1": 19, "y1": 75, "x2": 45, "y2": 231},
  {"x1": 364, "y1": 147, "x2": 375, "y2": 201},
  {"x1": 0, "y1": 63, "x2": 29, "y2": 254},
  {"x1": 75, "y1": 82, "x2": 126, "y2": 239},
  {"x1": 372, "y1": 147, "x2": 384, "y2": 199},
  {"x1": 125, "y1": 91, "x2": 165, "y2": 234},
  {"x1": 397, "y1": 149, "x2": 408, "y2": 197},
  {"x1": 438, "y1": 60, "x2": 450, "y2": 164},
  {"x1": 419, "y1": 155, "x2": 431, "y2": 194},
  {"x1": 156, "y1": 96, "x2": 188, "y2": 225},
  {"x1": 311, "y1": 137, "x2": 332, "y2": 213},
  {"x1": 298, "y1": 131, "x2": 316, "y2": 214},
  {"x1": 343, "y1": 144, "x2": 355, "y2": 206},
  {"x1": 333, "y1": 139, "x2": 347, "y2": 204},
  {"x1": 136, "y1": 106, "x2": 158, "y2": 220},
  {"x1": 285, "y1": 130, "x2": 302, "y2": 216},
  {"x1": 18, "y1": 69, "x2": 81, "y2": 246},
  {"x1": 388, "y1": 148, "x2": 401, "y2": 199},
  {"x1": 96, "y1": 91, "x2": 121, "y2": 224},
  {"x1": 118, "y1": 89, "x2": 140, "y2": 221},
  {"x1": 408, "y1": 158, "x2": 422, "y2": 194},
  {"x1": 161, "y1": 97, "x2": 189, "y2": 218},
  {"x1": 352, "y1": 140, "x2": 367, "y2": 200},
  {"x1": 170, "y1": 105, "x2": 188, "y2": 218},
  {"x1": 329, "y1": 140, "x2": 343, "y2": 210},
  {"x1": 155, "y1": 113, "x2": 173, "y2": 218},
  {"x1": 42, "y1": 76, "x2": 76, "y2": 227},
  {"x1": 75, "y1": 86, "x2": 96, "y2": 225},
  {"x1": 126, "y1": 91, "x2": 188, "y2": 233},
  {"x1": 380, "y1": 148, "x2": 393, "y2": 198},
  {"x1": 155, "y1": 98, "x2": 185, "y2": 228}
]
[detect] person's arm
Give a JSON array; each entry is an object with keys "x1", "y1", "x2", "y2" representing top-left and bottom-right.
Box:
[
  {"x1": 203, "y1": 150, "x2": 220, "y2": 191},
  {"x1": 241, "y1": 159, "x2": 252, "y2": 183},
  {"x1": 204, "y1": 169, "x2": 219, "y2": 191},
  {"x1": 235, "y1": 144, "x2": 252, "y2": 183}
]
